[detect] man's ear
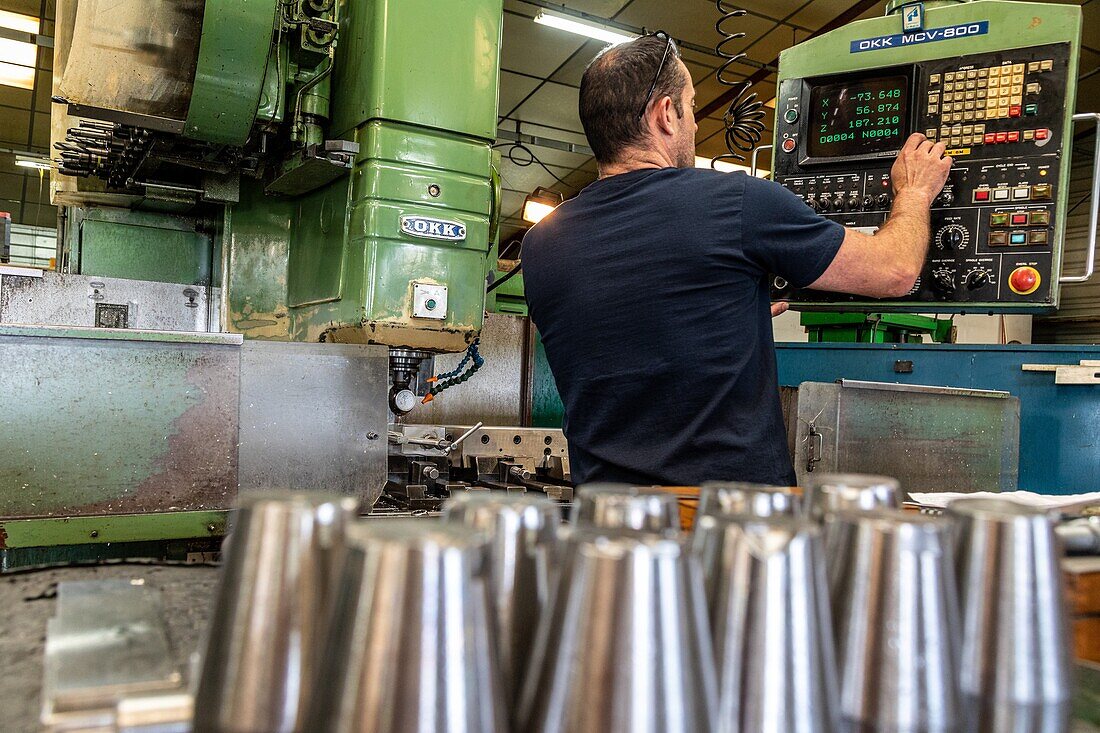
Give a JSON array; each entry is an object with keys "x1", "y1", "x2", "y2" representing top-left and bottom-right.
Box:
[{"x1": 654, "y1": 96, "x2": 677, "y2": 136}]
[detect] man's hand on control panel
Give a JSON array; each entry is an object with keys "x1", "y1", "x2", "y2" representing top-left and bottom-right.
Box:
[
  {"x1": 808, "y1": 133, "x2": 953, "y2": 299},
  {"x1": 891, "y1": 133, "x2": 953, "y2": 207}
]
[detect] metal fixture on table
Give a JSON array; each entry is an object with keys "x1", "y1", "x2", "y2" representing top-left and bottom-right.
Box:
[
  {"x1": 830, "y1": 510, "x2": 961, "y2": 733},
  {"x1": 306, "y1": 521, "x2": 508, "y2": 733},
  {"x1": 949, "y1": 498, "x2": 1072, "y2": 724},
  {"x1": 696, "y1": 481, "x2": 801, "y2": 521},
  {"x1": 193, "y1": 492, "x2": 359, "y2": 733},
  {"x1": 692, "y1": 517, "x2": 838, "y2": 732},
  {"x1": 571, "y1": 483, "x2": 682, "y2": 532},
  {"x1": 517, "y1": 528, "x2": 718, "y2": 732},
  {"x1": 442, "y1": 493, "x2": 562, "y2": 712}
]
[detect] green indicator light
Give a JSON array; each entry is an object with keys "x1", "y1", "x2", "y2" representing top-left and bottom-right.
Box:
[{"x1": 426, "y1": 299, "x2": 437, "y2": 310}]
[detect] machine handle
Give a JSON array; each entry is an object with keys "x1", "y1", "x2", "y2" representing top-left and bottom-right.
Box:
[
  {"x1": 1059, "y1": 112, "x2": 1100, "y2": 284},
  {"x1": 750, "y1": 145, "x2": 773, "y2": 177},
  {"x1": 445, "y1": 421, "x2": 484, "y2": 454}
]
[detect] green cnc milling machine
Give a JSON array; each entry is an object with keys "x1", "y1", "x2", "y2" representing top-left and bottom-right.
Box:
[{"x1": 0, "y1": 0, "x2": 504, "y2": 567}]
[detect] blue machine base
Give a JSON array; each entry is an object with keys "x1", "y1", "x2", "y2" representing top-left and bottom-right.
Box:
[{"x1": 776, "y1": 344, "x2": 1100, "y2": 495}]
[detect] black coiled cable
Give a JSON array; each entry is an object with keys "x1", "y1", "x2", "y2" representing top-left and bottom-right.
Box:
[{"x1": 714, "y1": 1, "x2": 767, "y2": 163}]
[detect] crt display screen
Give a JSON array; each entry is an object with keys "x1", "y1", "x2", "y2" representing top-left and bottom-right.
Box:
[{"x1": 807, "y1": 75, "x2": 909, "y2": 158}]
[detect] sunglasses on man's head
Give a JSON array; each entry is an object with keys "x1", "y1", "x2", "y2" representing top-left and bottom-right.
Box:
[{"x1": 637, "y1": 31, "x2": 677, "y2": 120}]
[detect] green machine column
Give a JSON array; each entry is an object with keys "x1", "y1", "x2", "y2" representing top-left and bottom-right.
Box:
[
  {"x1": 224, "y1": 0, "x2": 505, "y2": 352},
  {"x1": 299, "y1": 0, "x2": 503, "y2": 352}
]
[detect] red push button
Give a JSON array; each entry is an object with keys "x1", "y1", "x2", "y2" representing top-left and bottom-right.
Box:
[
  {"x1": 1009, "y1": 105, "x2": 1022, "y2": 117},
  {"x1": 1035, "y1": 128, "x2": 1049, "y2": 140},
  {"x1": 1007, "y1": 131, "x2": 1020, "y2": 142},
  {"x1": 1009, "y1": 266, "x2": 1041, "y2": 295},
  {"x1": 974, "y1": 189, "x2": 990, "y2": 202},
  {"x1": 1010, "y1": 213, "x2": 1028, "y2": 225},
  {"x1": 995, "y1": 132, "x2": 1008, "y2": 143},
  {"x1": 781, "y1": 138, "x2": 797, "y2": 153},
  {"x1": 984, "y1": 133, "x2": 996, "y2": 144}
]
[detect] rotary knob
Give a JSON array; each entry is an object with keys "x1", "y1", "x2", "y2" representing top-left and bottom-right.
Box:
[
  {"x1": 932, "y1": 271, "x2": 956, "y2": 293},
  {"x1": 939, "y1": 191, "x2": 955, "y2": 206},
  {"x1": 847, "y1": 196, "x2": 861, "y2": 211},
  {"x1": 861, "y1": 195, "x2": 875, "y2": 211},
  {"x1": 965, "y1": 269, "x2": 991, "y2": 290},
  {"x1": 876, "y1": 193, "x2": 891, "y2": 208},
  {"x1": 937, "y1": 225, "x2": 966, "y2": 251}
]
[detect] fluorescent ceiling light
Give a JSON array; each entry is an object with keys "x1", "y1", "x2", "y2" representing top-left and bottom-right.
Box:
[
  {"x1": 695, "y1": 156, "x2": 768, "y2": 177},
  {"x1": 0, "y1": 61, "x2": 34, "y2": 90},
  {"x1": 15, "y1": 155, "x2": 51, "y2": 171},
  {"x1": 0, "y1": 10, "x2": 40, "y2": 35},
  {"x1": 0, "y1": 37, "x2": 37, "y2": 67},
  {"x1": 534, "y1": 10, "x2": 636, "y2": 46}
]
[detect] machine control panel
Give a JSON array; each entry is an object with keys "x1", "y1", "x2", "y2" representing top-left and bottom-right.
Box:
[{"x1": 772, "y1": 42, "x2": 1074, "y2": 312}]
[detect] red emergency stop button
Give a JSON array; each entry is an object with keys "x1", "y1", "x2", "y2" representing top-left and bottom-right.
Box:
[
  {"x1": 1008, "y1": 266, "x2": 1041, "y2": 295},
  {"x1": 781, "y1": 138, "x2": 797, "y2": 153}
]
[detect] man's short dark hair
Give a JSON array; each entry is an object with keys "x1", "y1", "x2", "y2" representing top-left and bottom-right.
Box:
[{"x1": 579, "y1": 35, "x2": 687, "y2": 165}]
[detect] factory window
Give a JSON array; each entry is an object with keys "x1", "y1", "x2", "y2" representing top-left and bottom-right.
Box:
[{"x1": 0, "y1": 10, "x2": 39, "y2": 91}]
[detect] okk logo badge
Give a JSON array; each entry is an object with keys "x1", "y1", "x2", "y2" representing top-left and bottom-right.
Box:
[{"x1": 400, "y1": 216, "x2": 467, "y2": 242}]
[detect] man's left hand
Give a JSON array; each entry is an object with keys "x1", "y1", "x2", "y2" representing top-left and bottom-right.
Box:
[{"x1": 771, "y1": 301, "x2": 789, "y2": 318}]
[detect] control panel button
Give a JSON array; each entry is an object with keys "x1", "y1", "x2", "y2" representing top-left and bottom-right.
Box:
[
  {"x1": 988, "y1": 231, "x2": 1008, "y2": 247},
  {"x1": 984, "y1": 133, "x2": 996, "y2": 145},
  {"x1": 1010, "y1": 213, "x2": 1028, "y2": 226},
  {"x1": 1009, "y1": 105, "x2": 1022, "y2": 118},
  {"x1": 993, "y1": 189, "x2": 1010, "y2": 201},
  {"x1": 1024, "y1": 104, "x2": 1038, "y2": 116},
  {"x1": 1035, "y1": 128, "x2": 1049, "y2": 140},
  {"x1": 1012, "y1": 187, "x2": 1029, "y2": 200},
  {"x1": 1009, "y1": 232, "x2": 1027, "y2": 245},
  {"x1": 1040, "y1": 59, "x2": 1053, "y2": 71},
  {"x1": 1008, "y1": 266, "x2": 1041, "y2": 295},
  {"x1": 781, "y1": 138, "x2": 797, "y2": 153},
  {"x1": 990, "y1": 213, "x2": 1009, "y2": 227},
  {"x1": 995, "y1": 132, "x2": 1007, "y2": 143},
  {"x1": 784, "y1": 108, "x2": 799, "y2": 124},
  {"x1": 973, "y1": 189, "x2": 990, "y2": 202},
  {"x1": 1028, "y1": 231, "x2": 1049, "y2": 245},
  {"x1": 1029, "y1": 210, "x2": 1051, "y2": 225},
  {"x1": 1007, "y1": 131, "x2": 1020, "y2": 143},
  {"x1": 1031, "y1": 184, "x2": 1052, "y2": 200}
]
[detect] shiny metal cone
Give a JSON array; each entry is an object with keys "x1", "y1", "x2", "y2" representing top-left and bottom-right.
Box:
[
  {"x1": 518, "y1": 528, "x2": 718, "y2": 733},
  {"x1": 305, "y1": 521, "x2": 507, "y2": 733},
  {"x1": 831, "y1": 510, "x2": 960, "y2": 733},
  {"x1": 572, "y1": 483, "x2": 681, "y2": 531},
  {"x1": 805, "y1": 473, "x2": 902, "y2": 519},
  {"x1": 692, "y1": 516, "x2": 838, "y2": 733},
  {"x1": 442, "y1": 492, "x2": 562, "y2": 710},
  {"x1": 193, "y1": 491, "x2": 359, "y2": 733},
  {"x1": 948, "y1": 498, "x2": 1071, "y2": 714},
  {"x1": 697, "y1": 481, "x2": 800, "y2": 522}
]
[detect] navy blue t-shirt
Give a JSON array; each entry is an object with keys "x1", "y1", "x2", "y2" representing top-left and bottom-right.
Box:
[{"x1": 522, "y1": 167, "x2": 844, "y2": 487}]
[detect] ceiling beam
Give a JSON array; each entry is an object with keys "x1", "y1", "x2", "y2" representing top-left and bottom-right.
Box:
[{"x1": 695, "y1": 0, "x2": 884, "y2": 121}]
